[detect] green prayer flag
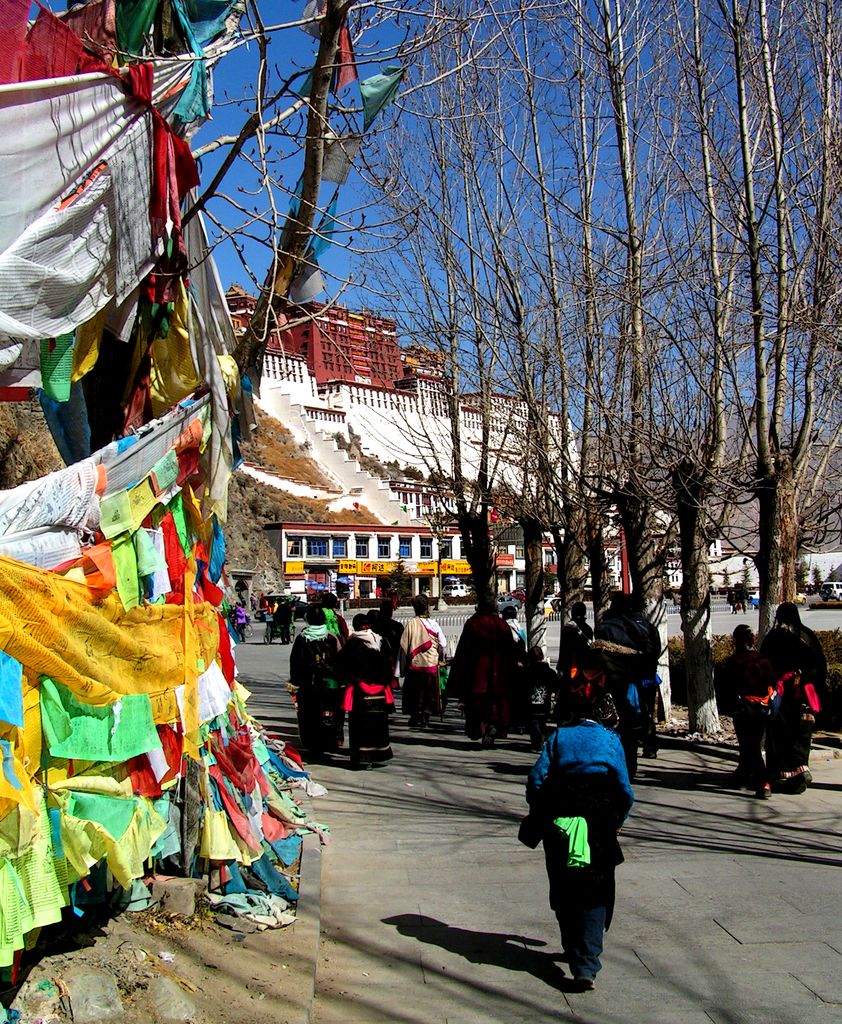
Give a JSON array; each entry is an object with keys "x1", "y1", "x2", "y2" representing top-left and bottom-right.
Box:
[
  {"x1": 40, "y1": 334, "x2": 74, "y2": 402},
  {"x1": 112, "y1": 533, "x2": 141, "y2": 611},
  {"x1": 40, "y1": 678, "x2": 161, "y2": 763},
  {"x1": 151, "y1": 449, "x2": 179, "y2": 494},
  {"x1": 116, "y1": 0, "x2": 159, "y2": 55},
  {"x1": 68, "y1": 791, "x2": 137, "y2": 841},
  {"x1": 168, "y1": 493, "x2": 191, "y2": 557},
  {"x1": 359, "y1": 64, "x2": 405, "y2": 131},
  {"x1": 134, "y1": 528, "x2": 167, "y2": 578}
]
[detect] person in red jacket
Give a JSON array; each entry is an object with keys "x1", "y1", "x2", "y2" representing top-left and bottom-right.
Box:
[{"x1": 448, "y1": 597, "x2": 517, "y2": 747}]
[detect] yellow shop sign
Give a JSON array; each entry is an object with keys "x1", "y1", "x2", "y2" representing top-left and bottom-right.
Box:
[
  {"x1": 338, "y1": 560, "x2": 358, "y2": 574},
  {"x1": 357, "y1": 560, "x2": 395, "y2": 575},
  {"x1": 414, "y1": 561, "x2": 439, "y2": 575},
  {"x1": 284, "y1": 561, "x2": 305, "y2": 574},
  {"x1": 440, "y1": 560, "x2": 472, "y2": 576}
]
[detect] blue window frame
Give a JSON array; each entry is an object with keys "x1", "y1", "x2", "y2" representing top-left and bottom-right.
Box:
[
  {"x1": 306, "y1": 537, "x2": 328, "y2": 557},
  {"x1": 377, "y1": 537, "x2": 391, "y2": 559},
  {"x1": 332, "y1": 537, "x2": 347, "y2": 558},
  {"x1": 420, "y1": 538, "x2": 433, "y2": 559},
  {"x1": 399, "y1": 537, "x2": 412, "y2": 558},
  {"x1": 355, "y1": 537, "x2": 369, "y2": 557}
]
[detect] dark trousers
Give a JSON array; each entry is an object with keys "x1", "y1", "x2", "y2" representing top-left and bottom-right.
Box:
[
  {"x1": 733, "y1": 711, "x2": 767, "y2": 783},
  {"x1": 556, "y1": 903, "x2": 606, "y2": 980}
]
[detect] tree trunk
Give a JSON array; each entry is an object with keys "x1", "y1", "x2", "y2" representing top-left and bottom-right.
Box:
[
  {"x1": 552, "y1": 509, "x2": 587, "y2": 620},
  {"x1": 756, "y1": 455, "x2": 798, "y2": 638},
  {"x1": 674, "y1": 463, "x2": 720, "y2": 735},
  {"x1": 523, "y1": 517, "x2": 546, "y2": 654},
  {"x1": 458, "y1": 508, "x2": 494, "y2": 607},
  {"x1": 585, "y1": 506, "x2": 611, "y2": 622},
  {"x1": 617, "y1": 492, "x2": 672, "y2": 719}
]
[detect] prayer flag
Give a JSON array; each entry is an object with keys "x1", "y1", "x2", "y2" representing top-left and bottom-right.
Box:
[{"x1": 359, "y1": 64, "x2": 405, "y2": 131}]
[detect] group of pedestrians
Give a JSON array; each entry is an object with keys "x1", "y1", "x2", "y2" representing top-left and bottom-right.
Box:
[
  {"x1": 289, "y1": 596, "x2": 401, "y2": 770},
  {"x1": 719, "y1": 601, "x2": 826, "y2": 797},
  {"x1": 284, "y1": 588, "x2": 828, "y2": 993}
]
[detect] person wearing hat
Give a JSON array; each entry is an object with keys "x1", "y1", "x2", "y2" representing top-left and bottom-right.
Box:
[{"x1": 525, "y1": 692, "x2": 633, "y2": 992}]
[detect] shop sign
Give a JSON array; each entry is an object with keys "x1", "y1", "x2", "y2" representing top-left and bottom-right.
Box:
[
  {"x1": 415, "y1": 561, "x2": 439, "y2": 575},
  {"x1": 284, "y1": 561, "x2": 305, "y2": 574},
  {"x1": 440, "y1": 559, "x2": 472, "y2": 575},
  {"x1": 338, "y1": 559, "x2": 358, "y2": 574},
  {"x1": 357, "y1": 560, "x2": 396, "y2": 575}
]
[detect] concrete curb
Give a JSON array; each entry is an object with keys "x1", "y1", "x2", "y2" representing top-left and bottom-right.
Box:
[
  {"x1": 276, "y1": 833, "x2": 321, "y2": 1024},
  {"x1": 296, "y1": 835, "x2": 322, "y2": 1024}
]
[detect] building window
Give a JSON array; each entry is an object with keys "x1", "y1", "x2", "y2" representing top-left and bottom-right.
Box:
[
  {"x1": 399, "y1": 537, "x2": 412, "y2": 558},
  {"x1": 287, "y1": 537, "x2": 302, "y2": 557},
  {"x1": 515, "y1": 545, "x2": 524, "y2": 559},
  {"x1": 306, "y1": 537, "x2": 328, "y2": 557},
  {"x1": 420, "y1": 538, "x2": 433, "y2": 559},
  {"x1": 440, "y1": 538, "x2": 452, "y2": 559},
  {"x1": 332, "y1": 537, "x2": 347, "y2": 558},
  {"x1": 378, "y1": 536, "x2": 391, "y2": 559},
  {"x1": 355, "y1": 537, "x2": 369, "y2": 558}
]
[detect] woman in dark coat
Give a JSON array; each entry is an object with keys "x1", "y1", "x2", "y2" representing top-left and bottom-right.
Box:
[
  {"x1": 526, "y1": 699, "x2": 633, "y2": 990},
  {"x1": 760, "y1": 602, "x2": 827, "y2": 793},
  {"x1": 289, "y1": 606, "x2": 342, "y2": 756},
  {"x1": 338, "y1": 614, "x2": 395, "y2": 769},
  {"x1": 717, "y1": 625, "x2": 777, "y2": 796},
  {"x1": 448, "y1": 597, "x2": 516, "y2": 746}
]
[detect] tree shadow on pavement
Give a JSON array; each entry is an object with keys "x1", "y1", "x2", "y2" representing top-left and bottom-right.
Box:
[
  {"x1": 486, "y1": 761, "x2": 532, "y2": 777},
  {"x1": 382, "y1": 913, "x2": 567, "y2": 990},
  {"x1": 632, "y1": 768, "x2": 738, "y2": 792}
]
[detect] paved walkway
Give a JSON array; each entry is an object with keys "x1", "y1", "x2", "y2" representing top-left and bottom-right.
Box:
[
  {"x1": 310, "y1": 720, "x2": 842, "y2": 1024},
  {"x1": 236, "y1": 645, "x2": 842, "y2": 1023}
]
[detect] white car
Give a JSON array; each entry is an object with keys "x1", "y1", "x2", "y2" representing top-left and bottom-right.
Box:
[{"x1": 442, "y1": 582, "x2": 469, "y2": 598}]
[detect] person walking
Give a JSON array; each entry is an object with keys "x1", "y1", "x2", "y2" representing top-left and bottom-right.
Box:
[
  {"x1": 525, "y1": 694, "x2": 634, "y2": 991},
  {"x1": 448, "y1": 596, "x2": 516, "y2": 746},
  {"x1": 593, "y1": 594, "x2": 662, "y2": 779},
  {"x1": 556, "y1": 602, "x2": 594, "y2": 718},
  {"x1": 289, "y1": 606, "x2": 342, "y2": 757},
  {"x1": 371, "y1": 599, "x2": 404, "y2": 690},
  {"x1": 522, "y1": 647, "x2": 559, "y2": 752},
  {"x1": 399, "y1": 594, "x2": 447, "y2": 729},
  {"x1": 760, "y1": 602, "x2": 826, "y2": 794},
  {"x1": 717, "y1": 625, "x2": 778, "y2": 797},
  {"x1": 321, "y1": 592, "x2": 349, "y2": 647},
  {"x1": 276, "y1": 598, "x2": 294, "y2": 645},
  {"x1": 231, "y1": 602, "x2": 248, "y2": 643},
  {"x1": 338, "y1": 614, "x2": 395, "y2": 769}
]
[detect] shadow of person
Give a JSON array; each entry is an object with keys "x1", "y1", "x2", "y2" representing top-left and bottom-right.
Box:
[{"x1": 382, "y1": 914, "x2": 566, "y2": 990}]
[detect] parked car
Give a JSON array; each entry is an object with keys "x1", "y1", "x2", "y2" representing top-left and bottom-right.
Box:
[
  {"x1": 819, "y1": 582, "x2": 842, "y2": 602},
  {"x1": 497, "y1": 593, "x2": 522, "y2": 613},
  {"x1": 442, "y1": 582, "x2": 470, "y2": 599}
]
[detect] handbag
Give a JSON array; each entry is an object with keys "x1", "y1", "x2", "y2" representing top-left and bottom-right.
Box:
[{"x1": 517, "y1": 813, "x2": 543, "y2": 849}]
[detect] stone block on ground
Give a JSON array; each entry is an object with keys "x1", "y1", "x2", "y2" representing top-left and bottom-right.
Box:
[
  {"x1": 64, "y1": 968, "x2": 124, "y2": 1023},
  {"x1": 147, "y1": 975, "x2": 198, "y2": 1023},
  {"x1": 150, "y1": 877, "x2": 207, "y2": 918},
  {"x1": 10, "y1": 976, "x2": 64, "y2": 1021}
]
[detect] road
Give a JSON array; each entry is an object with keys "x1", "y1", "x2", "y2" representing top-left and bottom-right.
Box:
[{"x1": 235, "y1": 642, "x2": 842, "y2": 1024}]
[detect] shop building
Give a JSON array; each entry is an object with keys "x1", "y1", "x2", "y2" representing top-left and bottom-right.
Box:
[{"x1": 264, "y1": 522, "x2": 472, "y2": 599}]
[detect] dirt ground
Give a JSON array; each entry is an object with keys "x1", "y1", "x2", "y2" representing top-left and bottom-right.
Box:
[{"x1": 9, "y1": 899, "x2": 313, "y2": 1024}]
